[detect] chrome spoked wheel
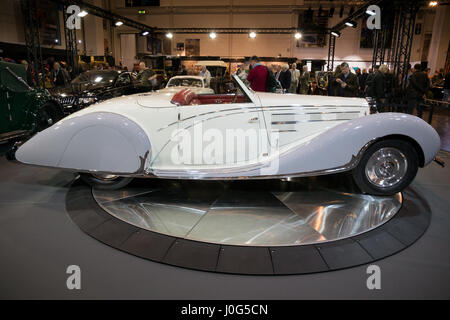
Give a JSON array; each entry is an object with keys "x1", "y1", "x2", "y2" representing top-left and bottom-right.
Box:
[
  {"x1": 91, "y1": 173, "x2": 120, "y2": 181},
  {"x1": 364, "y1": 147, "x2": 408, "y2": 188},
  {"x1": 79, "y1": 173, "x2": 134, "y2": 190}
]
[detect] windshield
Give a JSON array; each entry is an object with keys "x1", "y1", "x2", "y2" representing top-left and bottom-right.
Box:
[
  {"x1": 71, "y1": 71, "x2": 118, "y2": 86},
  {"x1": 167, "y1": 77, "x2": 203, "y2": 88}
]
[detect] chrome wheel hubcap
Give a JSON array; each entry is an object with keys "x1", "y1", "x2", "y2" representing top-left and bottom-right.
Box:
[{"x1": 365, "y1": 147, "x2": 407, "y2": 188}]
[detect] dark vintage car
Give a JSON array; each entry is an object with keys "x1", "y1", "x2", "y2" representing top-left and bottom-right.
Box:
[
  {"x1": 0, "y1": 61, "x2": 64, "y2": 156},
  {"x1": 50, "y1": 70, "x2": 149, "y2": 113}
]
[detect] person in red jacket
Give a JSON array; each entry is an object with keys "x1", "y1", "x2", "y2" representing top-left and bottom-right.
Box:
[{"x1": 247, "y1": 56, "x2": 268, "y2": 92}]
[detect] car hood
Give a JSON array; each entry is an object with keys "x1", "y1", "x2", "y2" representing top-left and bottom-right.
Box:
[{"x1": 254, "y1": 92, "x2": 368, "y2": 107}]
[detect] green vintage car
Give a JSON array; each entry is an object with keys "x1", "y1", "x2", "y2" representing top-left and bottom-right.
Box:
[{"x1": 0, "y1": 61, "x2": 64, "y2": 156}]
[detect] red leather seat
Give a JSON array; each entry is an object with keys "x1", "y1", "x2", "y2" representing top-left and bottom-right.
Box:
[{"x1": 171, "y1": 88, "x2": 198, "y2": 106}]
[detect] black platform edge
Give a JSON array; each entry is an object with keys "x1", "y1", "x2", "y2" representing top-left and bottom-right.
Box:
[{"x1": 65, "y1": 181, "x2": 431, "y2": 276}]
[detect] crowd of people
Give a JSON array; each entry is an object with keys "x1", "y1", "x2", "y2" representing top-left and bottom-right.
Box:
[{"x1": 239, "y1": 55, "x2": 450, "y2": 117}]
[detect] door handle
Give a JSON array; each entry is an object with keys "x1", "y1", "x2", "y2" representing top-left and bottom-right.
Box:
[{"x1": 248, "y1": 117, "x2": 259, "y2": 123}]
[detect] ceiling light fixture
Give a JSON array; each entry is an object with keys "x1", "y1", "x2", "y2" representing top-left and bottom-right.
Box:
[
  {"x1": 366, "y1": 9, "x2": 376, "y2": 16},
  {"x1": 249, "y1": 32, "x2": 256, "y2": 38},
  {"x1": 331, "y1": 30, "x2": 341, "y2": 37},
  {"x1": 294, "y1": 32, "x2": 302, "y2": 39},
  {"x1": 166, "y1": 32, "x2": 173, "y2": 39},
  {"x1": 77, "y1": 10, "x2": 88, "y2": 17},
  {"x1": 142, "y1": 31, "x2": 149, "y2": 36},
  {"x1": 345, "y1": 21, "x2": 357, "y2": 28},
  {"x1": 209, "y1": 32, "x2": 217, "y2": 39},
  {"x1": 115, "y1": 21, "x2": 123, "y2": 26},
  {"x1": 428, "y1": 1, "x2": 438, "y2": 7}
]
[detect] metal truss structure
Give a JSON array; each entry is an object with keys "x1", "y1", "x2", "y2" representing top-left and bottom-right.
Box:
[
  {"x1": 62, "y1": 5, "x2": 79, "y2": 77},
  {"x1": 327, "y1": 35, "x2": 336, "y2": 71},
  {"x1": 389, "y1": 0, "x2": 421, "y2": 91},
  {"x1": 20, "y1": 0, "x2": 44, "y2": 87},
  {"x1": 154, "y1": 27, "x2": 324, "y2": 34},
  {"x1": 371, "y1": 1, "x2": 393, "y2": 68},
  {"x1": 52, "y1": 0, "x2": 155, "y2": 32}
]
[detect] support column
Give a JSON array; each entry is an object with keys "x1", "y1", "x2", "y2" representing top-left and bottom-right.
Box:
[{"x1": 427, "y1": 5, "x2": 450, "y2": 73}]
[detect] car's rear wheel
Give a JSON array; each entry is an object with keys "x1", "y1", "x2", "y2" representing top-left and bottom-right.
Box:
[
  {"x1": 79, "y1": 173, "x2": 133, "y2": 190},
  {"x1": 352, "y1": 139, "x2": 419, "y2": 196}
]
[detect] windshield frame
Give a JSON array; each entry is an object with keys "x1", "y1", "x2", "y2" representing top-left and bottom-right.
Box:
[
  {"x1": 166, "y1": 77, "x2": 205, "y2": 88},
  {"x1": 232, "y1": 74, "x2": 258, "y2": 105}
]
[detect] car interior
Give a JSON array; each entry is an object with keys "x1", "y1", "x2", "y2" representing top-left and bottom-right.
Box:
[{"x1": 170, "y1": 87, "x2": 250, "y2": 106}]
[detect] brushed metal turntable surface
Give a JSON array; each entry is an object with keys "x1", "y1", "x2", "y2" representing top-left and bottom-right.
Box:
[{"x1": 92, "y1": 179, "x2": 402, "y2": 246}]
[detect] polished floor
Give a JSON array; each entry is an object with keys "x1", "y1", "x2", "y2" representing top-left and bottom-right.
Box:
[
  {"x1": 0, "y1": 151, "x2": 449, "y2": 298},
  {"x1": 93, "y1": 180, "x2": 402, "y2": 246}
]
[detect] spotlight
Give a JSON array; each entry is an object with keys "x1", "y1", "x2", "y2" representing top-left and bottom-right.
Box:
[
  {"x1": 294, "y1": 32, "x2": 302, "y2": 39},
  {"x1": 78, "y1": 39, "x2": 82, "y2": 44},
  {"x1": 331, "y1": 30, "x2": 341, "y2": 37},
  {"x1": 345, "y1": 21, "x2": 357, "y2": 28},
  {"x1": 77, "y1": 10, "x2": 88, "y2": 17},
  {"x1": 249, "y1": 32, "x2": 256, "y2": 38},
  {"x1": 54, "y1": 39, "x2": 59, "y2": 43},
  {"x1": 166, "y1": 32, "x2": 173, "y2": 39},
  {"x1": 428, "y1": 1, "x2": 438, "y2": 7},
  {"x1": 115, "y1": 21, "x2": 123, "y2": 26},
  {"x1": 209, "y1": 32, "x2": 217, "y2": 39},
  {"x1": 141, "y1": 31, "x2": 149, "y2": 36},
  {"x1": 366, "y1": 9, "x2": 376, "y2": 16}
]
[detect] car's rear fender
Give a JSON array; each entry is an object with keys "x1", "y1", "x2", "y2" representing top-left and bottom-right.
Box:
[{"x1": 16, "y1": 112, "x2": 151, "y2": 174}]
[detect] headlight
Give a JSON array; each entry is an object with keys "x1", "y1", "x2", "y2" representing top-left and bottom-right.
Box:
[{"x1": 78, "y1": 97, "x2": 95, "y2": 104}]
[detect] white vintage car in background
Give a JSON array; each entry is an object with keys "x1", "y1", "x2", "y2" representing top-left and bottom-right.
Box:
[
  {"x1": 158, "y1": 76, "x2": 214, "y2": 94},
  {"x1": 16, "y1": 75, "x2": 440, "y2": 195}
]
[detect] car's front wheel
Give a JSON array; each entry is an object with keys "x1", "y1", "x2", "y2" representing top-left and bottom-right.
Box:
[
  {"x1": 352, "y1": 139, "x2": 419, "y2": 196},
  {"x1": 79, "y1": 173, "x2": 133, "y2": 190}
]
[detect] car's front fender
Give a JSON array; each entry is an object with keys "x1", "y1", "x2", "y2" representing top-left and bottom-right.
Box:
[{"x1": 16, "y1": 112, "x2": 151, "y2": 174}]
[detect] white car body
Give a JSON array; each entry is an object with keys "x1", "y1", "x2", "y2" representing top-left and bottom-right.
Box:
[
  {"x1": 16, "y1": 75, "x2": 440, "y2": 186},
  {"x1": 158, "y1": 76, "x2": 214, "y2": 94}
]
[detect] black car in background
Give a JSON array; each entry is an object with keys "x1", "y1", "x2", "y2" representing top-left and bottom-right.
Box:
[{"x1": 50, "y1": 70, "x2": 149, "y2": 113}]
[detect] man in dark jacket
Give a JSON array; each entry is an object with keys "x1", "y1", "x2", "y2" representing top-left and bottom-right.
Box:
[
  {"x1": 368, "y1": 65, "x2": 387, "y2": 111},
  {"x1": 278, "y1": 64, "x2": 291, "y2": 92},
  {"x1": 406, "y1": 64, "x2": 430, "y2": 117},
  {"x1": 334, "y1": 62, "x2": 359, "y2": 97}
]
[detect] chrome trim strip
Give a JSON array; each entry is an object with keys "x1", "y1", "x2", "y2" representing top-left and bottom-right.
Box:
[
  {"x1": 272, "y1": 119, "x2": 355, "y2": 125},
  {"x1": 157, "y1": 104, "x2": 365, "y2": 131}
]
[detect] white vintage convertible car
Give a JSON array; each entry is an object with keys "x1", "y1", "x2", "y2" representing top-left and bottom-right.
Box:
[
  {"x1": 16, "y1": 75, "x2": 440, "y2": 195},
  {"x1": 158, "y1": 76, "x2": 214, "y2": 94}
]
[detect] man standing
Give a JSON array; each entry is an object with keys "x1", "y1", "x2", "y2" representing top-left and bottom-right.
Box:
[
  {"x1": 137, "y1": 61, "x2": 157, "y2": 91},
  {"x1": 406, "y1": 64, "x2": 430, "y2": 117},
  {"x1": 359, "y1": 68, "x2": 368, "y2": 97},
  {"x1": 368, "y1": 65, "x2": 387, "y2": 110},
  {"x1": 334, "y1": 62, "x2": 359, "y2": 97},
  {"x1": 279, "y1": 64, "x2": 291, "y2": 93},
  {"x1": 299, "y1": 65, "x2": 310, "y2": 94},
  {"x1": 200, "y1": 65, "x2": 211, "y2": 87},
  {"x1": 246, "y1": 56, "x2": 268, "y2": 92},
  {"x1": 51, "y1": 62, "x2": 70, "y2": 88},
  {"x1": 289, "y1": 63, "x2": 300, "y2": 93}
]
